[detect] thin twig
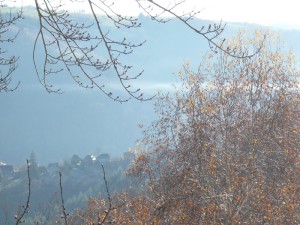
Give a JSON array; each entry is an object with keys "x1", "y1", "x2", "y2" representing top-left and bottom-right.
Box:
[
  {"x1": 15, "y1": 160, "x2": 31, "y2": 225},
  {"x1": 98, "y1": 164, "x2": 112, "y2": 224},
  {"x1": 59, "y1": 172, "x2": 68, "y2": 225}
]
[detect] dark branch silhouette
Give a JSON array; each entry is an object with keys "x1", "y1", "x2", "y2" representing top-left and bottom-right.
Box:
[
  {"x1": 0, "y1": 1, "x2": 264, "y2": 100},
  {"x1": 138, "y1": 0, "x2": 265, "y2": 58},
  {"x1": 65, "y1": 164, "x2": 126, "y2": 224},
  {"x1": 59, "y1": 172, "x2": 68, "y2": 225},
  {"x1": 15, "y1": 160, "x2": 31, "y2": 225},
  {"x1": 97, "y1": 164, "x2": 113, "y2": 224},
  {"x1": 33, "y1": 0, "x2": 148, "y2": 102},
  {"x1": 31, "y1": 0, "x2": 264, "y2": 102},
  {"x1": 0, "y1": 1, "x2": 22, "y2": 92}
]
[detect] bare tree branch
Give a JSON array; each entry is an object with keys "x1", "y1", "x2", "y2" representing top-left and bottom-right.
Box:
[
  {"x1": 135, "y1": 0, "x2": 264, "y2": 58},
  {"x1": 0, "y1": 0, "x2": 22, "y2": 92},
  {"x1": 31, "y1": 0, "x2": 264, "y2": 102},
  {"x1": 59, "y1": 172, "x2": 68, "y2": 225},
  {"x1": 33, "y1": 0, "x2": 150, "y2": 102},
  {"x1": 66, "y1": 164, "x2": 125, "y2": 224},
  {"x1": 95, "y1": 164, "x2": 112, "y2": 224},
  {"x1": 15, "y1": 160, "x2": 31, "y2": 225},
  {"x1": 0, "y1": 1, "x2": 264, "y2": 101}
]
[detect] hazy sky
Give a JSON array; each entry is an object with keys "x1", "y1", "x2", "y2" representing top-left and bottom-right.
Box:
[
  {"x1": 2, "y1": 0, "x2": 300, "y2": 165},
  {"x1": 7, "y1": 0, "x2": 300, "y2": 28}
]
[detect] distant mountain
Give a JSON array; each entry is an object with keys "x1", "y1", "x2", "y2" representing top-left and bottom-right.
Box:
[{"x1": 0, "y1": 8, "x2": 299, "y2": 165}]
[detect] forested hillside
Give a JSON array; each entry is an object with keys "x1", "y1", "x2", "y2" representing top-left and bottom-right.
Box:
[{"x1": 1, "y1": 153, "x2": 135, "y2": 224}]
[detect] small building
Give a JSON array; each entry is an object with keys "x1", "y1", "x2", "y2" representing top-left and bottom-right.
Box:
[
  {"x1": 47, "y1": 162, "x2": 59, "y2": 175},
  {"x1": 96, "y1": 153, "x2": 110, "y2": 164},
  {"x1": 38, "y1": 166, "x2": 47, "y2": 175},
  {"x1": 83, "y1": 155, "x2": 94, "y2": 165},
  {"x1": 71, "y1": 155, "x2": 82, "y2": 167},
  {"x1": 0, "y1": 164, "x2": 14, "y2": 177}
]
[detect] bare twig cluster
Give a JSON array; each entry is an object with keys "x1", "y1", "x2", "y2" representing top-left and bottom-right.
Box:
[
  {"x1": 136, "y1": 0, "x2": 264, "y2": 58},
  {"x1": 9, "y1": 160, "x2": 121, "y2": 225},
  {"x1": 67, "y1": 164, "x2": 125, "y2": 224},
  {"x1": 33, "y1": 0, "x2": 148, "y2": 102},
  {"x1": 0, "y1": 0, "x2": 22, "y2": 92},
  {"x1": 30, "y1": 0, "x2": 264, "y2": 101},
  {"x1": 0, "y1": 0, "x2": 265, "y2": 100}
]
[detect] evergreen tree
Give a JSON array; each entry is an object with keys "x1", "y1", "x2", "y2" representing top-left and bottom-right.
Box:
[{"x1": 28, "y1": 151, "x2": 39, "y2": 178}]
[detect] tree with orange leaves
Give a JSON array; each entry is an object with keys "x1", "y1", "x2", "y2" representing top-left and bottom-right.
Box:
[
  {"x1": 129, "y1": 30, "x2": 299, "y2": 224},
  {"x1": 66, "y1": 30, "x2": 299, "y2": 224}
]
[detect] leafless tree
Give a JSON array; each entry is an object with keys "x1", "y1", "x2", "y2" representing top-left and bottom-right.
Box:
[
  {"x1": 0, "y1": 0, "x2": 22, "y2": 92},
  {"x1": 31, "y1": 0, "x2": 264, "y2": 102},
  {"x1": 0, "y1": 0, "x2": 264, "y2": 100}
]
